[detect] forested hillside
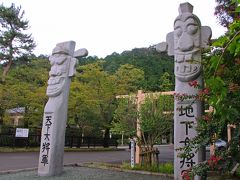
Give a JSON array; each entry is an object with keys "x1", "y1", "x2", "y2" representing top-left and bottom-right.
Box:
[{"x1": 80, "y1": 47, "x2": 174, "y2": 92}]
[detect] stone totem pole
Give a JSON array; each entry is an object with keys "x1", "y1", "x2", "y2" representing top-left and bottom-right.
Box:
[
  {"x1": 156, "y1": 3, "x2": 211, "y2": 180},
  {"x1": 38, "y1": 41, "x2": 88, "y2": 176}
]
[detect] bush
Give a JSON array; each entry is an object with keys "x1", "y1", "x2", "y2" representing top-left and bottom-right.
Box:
[
  {"x1": 120, "y1": 162, "x2": 173, "y2": 174},
  {"x1": 159, "y1": 162, "x2": 174, "y2": 174}
]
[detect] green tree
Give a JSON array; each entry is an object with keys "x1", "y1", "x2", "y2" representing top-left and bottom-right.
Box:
[
  {"x1": 112, "y1": 98, "x2": 138, "y2": 137},
  {"x1": 0, "y1": 3, "x2": 36, "y2": 82},
  {"x1": 113, "y1": 93, "x2": 174, "y2": 166},
  {"x1": 68, "y1": 80, "x2": 101, "y2": 137},
  {"x1": 114, "y1": 64, "x2": 144, "y2": 95},
  {"x1": 0, "y1": 58, "x2": 48, "y2": 127},
  {"x1": 139, "y1": 95, "x2": 173, "y2": 150},
  {"x1": 76, "y1": 61, "x2": 117, "y2": 147},
  {"x1": 69, "y1": 61, "x2": 146, "y2": 146},
  {"x1": 0, "y1": 83, "x2": 10, "y2": 124},
  {"x1": 159, "y1": 72, "x2": 173, "y2": 91},
  {"x1": 1, "y1": 81, "x2": 47, "y2": 127}
]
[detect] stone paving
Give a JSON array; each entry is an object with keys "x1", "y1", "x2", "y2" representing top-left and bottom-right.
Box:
[{"x1": 0, "y1": 166, "x2": 173, "y2": 180}]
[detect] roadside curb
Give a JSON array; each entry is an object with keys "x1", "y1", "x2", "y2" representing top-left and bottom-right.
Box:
[
  {"x1": 0, "y1": 167, "x2": 37, "y2": 175},
  {"x1": 0, "y1": 163, "x2": 80, "y2": 175}
]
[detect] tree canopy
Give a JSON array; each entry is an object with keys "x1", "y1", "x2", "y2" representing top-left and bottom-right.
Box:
[
  {"x1": 0, "y1": 3, "x2": 36, "y2": 82},
  {"x1": 0, "y1": 58, "x2": 48, "y2": 127},
  {"x1": 80, "y1": 47, "x2": 174, "y2": 92}
]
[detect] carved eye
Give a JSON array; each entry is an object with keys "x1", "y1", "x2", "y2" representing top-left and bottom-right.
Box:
[
  {"x1": 56, "y1": 56, "x2": 67, "y2": 65},
  {"x1": 187, "y1": 25, "x2": 198, "y2": 35},
  {"x1": 49, "y1": 57, "x2": 55, "y2": 66},
  {"x1": 175, "y1": 28, "x2": 182, "y2": 37}
]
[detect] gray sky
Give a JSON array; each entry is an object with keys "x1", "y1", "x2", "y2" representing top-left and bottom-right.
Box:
[{"x1": 2, "y1": 0, "x2": 226, "y2": 58}]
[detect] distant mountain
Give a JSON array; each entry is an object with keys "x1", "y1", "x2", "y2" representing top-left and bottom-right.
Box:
[{"x1": 79, "y1": 47, "x2": 174, "y2": 92}]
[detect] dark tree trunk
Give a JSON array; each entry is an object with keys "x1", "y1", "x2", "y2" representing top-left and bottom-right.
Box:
[
  {"x1": 103, "y1": 128, "x2": 110, "y2": 148},
  {"x1": 2, "y1": 59, "x2": 12, "y2": 82}
]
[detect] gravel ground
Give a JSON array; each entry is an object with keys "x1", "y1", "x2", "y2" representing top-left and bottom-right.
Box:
[{"x1": 0, "y1": 166, "x2": 173, "y2": 180}]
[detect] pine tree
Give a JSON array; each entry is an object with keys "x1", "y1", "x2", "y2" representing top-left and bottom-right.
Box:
[{"x1": 0, "y1": 3, "x2": 36, "y2": 82}]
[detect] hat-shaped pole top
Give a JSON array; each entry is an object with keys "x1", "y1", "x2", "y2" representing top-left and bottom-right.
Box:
[{"x1": 178, "y1": 2, "x2": 193, "y2": 14}]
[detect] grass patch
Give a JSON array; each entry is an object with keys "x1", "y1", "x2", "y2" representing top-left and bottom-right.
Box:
[
  {"x1": 0, "y1": 147, "x2": 40, "y2": 152},
  {"x1": 120, "y1": 162, "x2": 174, "y2": 174}
]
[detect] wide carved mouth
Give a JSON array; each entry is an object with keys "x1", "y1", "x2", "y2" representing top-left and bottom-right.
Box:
[
  {"x1": 175, "y1": 64, "x2": 201, "y2": 82},
  {"x1": 176, "y1": 64, "x2": 199, "y2": 74},
  {"x1": 48, "y1": 77, "x2": 62, "y2": 85},
  {"x1": 46, "y1": 77, "x2": 65, "y2": 97},
  {"x1": 174, "y1": 48, "x2": 201, "y2": 81}
]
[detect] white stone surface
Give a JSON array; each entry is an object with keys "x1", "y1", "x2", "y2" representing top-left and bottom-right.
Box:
[
  {"x1": 157, "y1": 2, "x2": 211, "y2": 180},
  {"x1": 74, "y1": 48, "x2": 88, "y2": 58},
  {"x1": 156, "y1": 42, "x2": 168, "y2": 52},
  {"x1": 38, "y1": 41, "x2": 87, "y2": 176}
]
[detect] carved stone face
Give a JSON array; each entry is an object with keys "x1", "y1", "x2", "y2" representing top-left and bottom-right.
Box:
[
  {"x1": 174, "y1": 13, "x2": 201, "y2": 82},
  {"x1": 46, "y1": 53, "x2": 70, "y2": 97}
]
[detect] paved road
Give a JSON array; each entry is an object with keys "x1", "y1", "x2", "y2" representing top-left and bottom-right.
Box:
[
  {"x1": 0, "y1": 145, "x2": 174, "y2": 172},
  {"x1": 0, "y1": 166, "x2": 173, "y2": 180}
]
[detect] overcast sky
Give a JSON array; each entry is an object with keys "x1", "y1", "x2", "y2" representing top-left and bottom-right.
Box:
[{"x1": 2, "y1": 0, "x2": 226, "y2": 58}]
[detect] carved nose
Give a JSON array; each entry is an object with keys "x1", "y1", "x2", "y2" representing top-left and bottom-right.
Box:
[
  {"x1": 49, "y1": 66, "x2": 58, "y2": 76},
  {"x1": 178, "y1": 33, "x2": 194, "y2": 52}
]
